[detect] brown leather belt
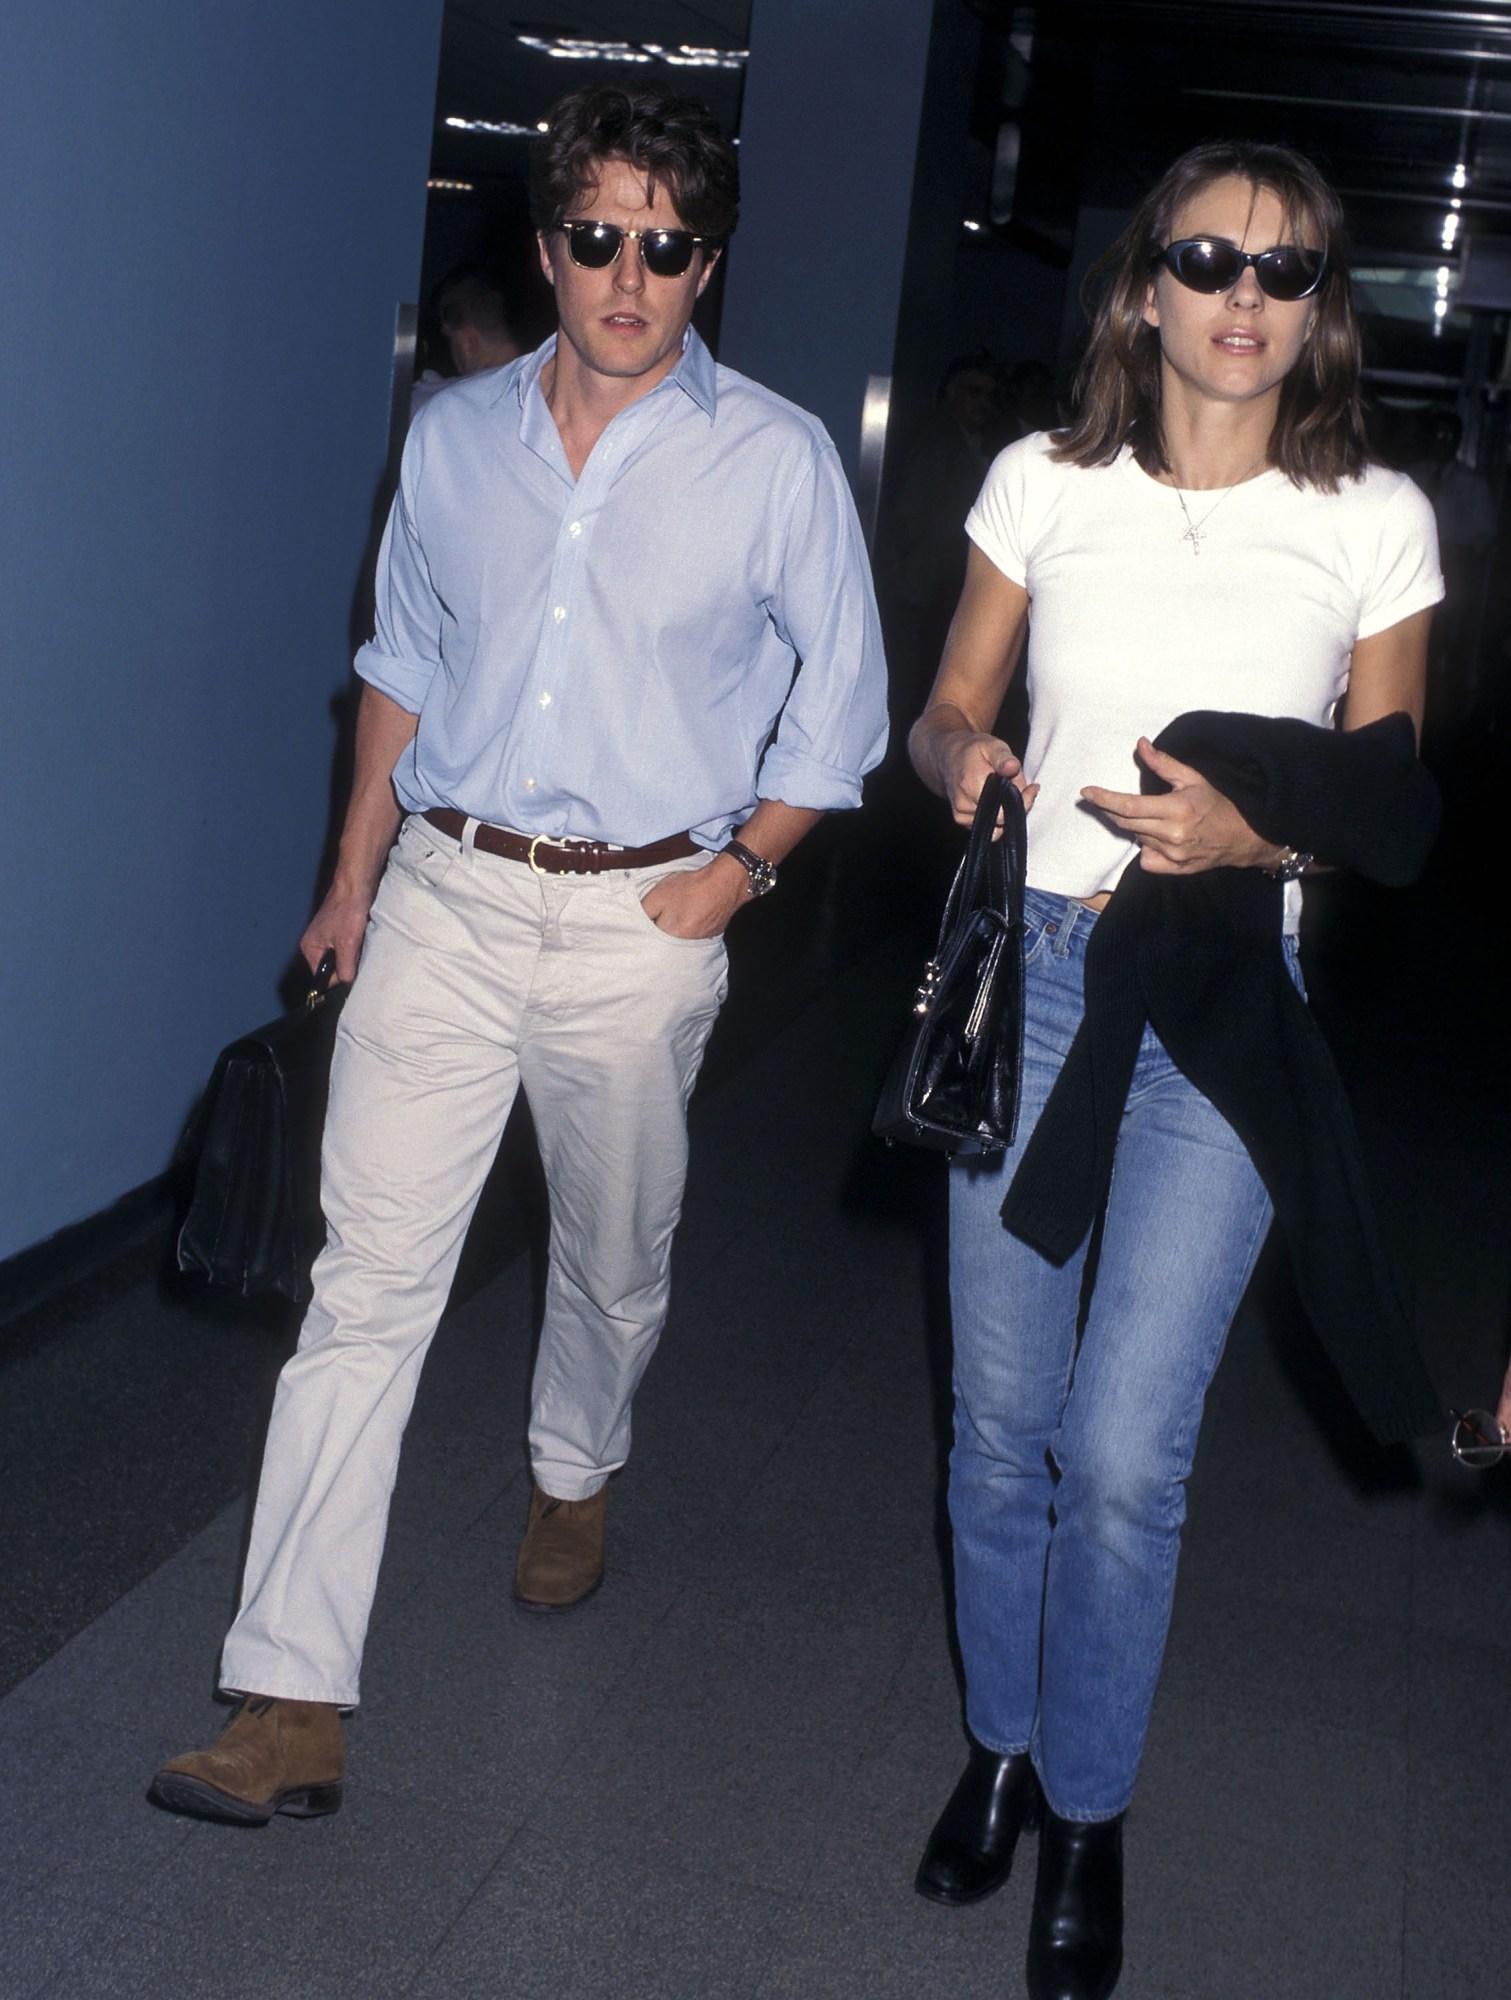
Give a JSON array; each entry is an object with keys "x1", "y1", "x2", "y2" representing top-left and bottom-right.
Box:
[{"x1": 421, "y1": 807, "x2": 700, "y2": 875}]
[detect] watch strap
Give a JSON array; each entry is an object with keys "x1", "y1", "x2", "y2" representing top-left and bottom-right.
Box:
[{"x1": 724, "y1": 837, "x2": 778, "y2": 895}]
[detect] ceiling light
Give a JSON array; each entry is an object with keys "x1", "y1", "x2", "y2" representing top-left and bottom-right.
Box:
[
  {"x1": 519, "y1": 35, "x2": 653, "y2": 61},
  {"x1": 516, "y1": 33, "x2": 745, "y2": 71},
  {"x1": 445, "y1": 115, "x2": 539, "y2": 136},
  {"x1": 1452, "y1": 162, "x2": 1469, "y2": 190},
  {"x1": 642, "y1": 44, "x2": 748, "y2": 71},
  {"x1": 963, "y1": 218, "x2": 984, "y2": 233},
  {"x1": 428, "y1": 178, "x2": 475, "y2": 192}
]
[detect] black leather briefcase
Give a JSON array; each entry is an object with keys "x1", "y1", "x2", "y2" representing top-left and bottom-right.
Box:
[{"x1": 176, "y1": 955, "x2": 345, "y2": 1299}]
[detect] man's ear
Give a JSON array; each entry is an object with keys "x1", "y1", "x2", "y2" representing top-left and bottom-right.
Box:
[
  {"x1": 537, "y1": 232, "x2": 556, "y2": 287},
  {"x1": 695, "y1": 246, "x2": 721, "y2": 299}
]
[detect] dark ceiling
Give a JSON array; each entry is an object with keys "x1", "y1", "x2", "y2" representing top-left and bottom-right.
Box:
[
  {"x1": 1040, "y1": 0, "x2": 1511, "y2": 267},
  {"x1": 427, "y1": 1, "x2": 1511, "y2": 247},
  {"x1": 428, "y1": 1, "x2": 751, "y2": 187},
  {"x1": 421, "y1": 2, "x2": 1511, "y2": 382}
]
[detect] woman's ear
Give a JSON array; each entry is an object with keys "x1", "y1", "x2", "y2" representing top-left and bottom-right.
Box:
[{"x1": 1141, "y1": 281, "x2": 1160, "y2": 331}]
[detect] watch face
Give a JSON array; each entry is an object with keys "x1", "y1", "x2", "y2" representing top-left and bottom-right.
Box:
[{"x1": 728, "y1": 840, "x2": 776, "y2": 895}]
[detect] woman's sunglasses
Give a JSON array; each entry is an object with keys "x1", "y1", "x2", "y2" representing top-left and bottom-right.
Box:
[
  {"x1": 1151, "y1": 237, "x2": 1327, "y2": 302},
  {"x1": 555, "y1": 218, "x2": 707, "y2": 279},
  {"x1": 1450, "y1": 1408, "x2": 1510, "y2": 1469}
]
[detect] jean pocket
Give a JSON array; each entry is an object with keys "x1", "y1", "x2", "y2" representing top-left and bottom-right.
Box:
[
  {"x1": 1023, "y1": 925, "x2": 1052, "y2": 969},
  {"x1": 392, "y1": 815, "x2": 458, "y2": 890},
  {"x1": 621, "y1": 859, "x2": 728, "y2": 952}
]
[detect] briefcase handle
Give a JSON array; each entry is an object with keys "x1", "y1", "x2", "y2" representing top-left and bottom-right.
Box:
[{"x1": 306, "y1": 948, "x2": 338, "y2": 1009}]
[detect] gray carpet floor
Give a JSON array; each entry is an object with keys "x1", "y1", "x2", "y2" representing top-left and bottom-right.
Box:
[{"x1": 3, "y1": 835, "x2": 1508, "y2": 1999}]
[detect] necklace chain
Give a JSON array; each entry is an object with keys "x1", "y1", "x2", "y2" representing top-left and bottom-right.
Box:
[{"x1": 1172, "y1": 462, "x2": 1266, "y2": 554}]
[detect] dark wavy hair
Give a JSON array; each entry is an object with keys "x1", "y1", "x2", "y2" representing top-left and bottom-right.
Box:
[
  {"x1": 1053, "y1": 141, "x2": 1369, "y2": 490},
  {"x1": 530, "y1": 84, "x2": 740, "y2": 247}
]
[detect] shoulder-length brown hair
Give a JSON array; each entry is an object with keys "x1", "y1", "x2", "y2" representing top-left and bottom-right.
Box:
[{"x1": 1053, "y1": 141, "x2": 1369, "y2": 490}]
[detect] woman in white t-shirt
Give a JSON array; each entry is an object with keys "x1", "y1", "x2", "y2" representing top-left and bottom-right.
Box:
[{"x1": 907, "y1": 143, "x2": 1441, "y2": 2000}]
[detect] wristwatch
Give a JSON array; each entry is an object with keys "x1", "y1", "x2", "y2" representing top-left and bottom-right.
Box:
[
  {"x1": 724, "y1": 837, "x2": 778, "y2": 898},
  {"x1": 1266, "y1": 847, "x2": 1313, "y2": 882}
]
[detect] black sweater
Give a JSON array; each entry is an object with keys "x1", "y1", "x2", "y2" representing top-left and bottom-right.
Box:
[{"x1": 1000, "y1": 709, "x2": 1442, "y2": 1445}]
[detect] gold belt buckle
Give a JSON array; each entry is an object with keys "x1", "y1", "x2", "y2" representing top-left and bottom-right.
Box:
[{"x1": 527, "y1": 833, "x2": 611, "y2": 875}]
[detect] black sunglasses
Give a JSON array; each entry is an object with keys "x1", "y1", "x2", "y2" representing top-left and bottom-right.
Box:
[
  {"x1": 1152, "y1": 237, "x2": 1327, "y2": 302},
  {"x1": 555, "y1": 218, "x2": 707, "y2": 279},
  {"x1": 1450, "y1": 1408, "x2": 1510, "y2": 1469}
]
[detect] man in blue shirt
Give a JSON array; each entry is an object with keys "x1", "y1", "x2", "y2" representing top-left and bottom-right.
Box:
[{"x1": 153, "y1": 82, "x2": 887, "y2": 1824}]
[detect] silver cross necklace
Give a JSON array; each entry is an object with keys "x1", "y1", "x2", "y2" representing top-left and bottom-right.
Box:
[{"x1": 1172, "y1": 460, "x2": 1267, "y2": 554}]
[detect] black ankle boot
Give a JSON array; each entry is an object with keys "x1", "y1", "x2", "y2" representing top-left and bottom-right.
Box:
[
  {"x1": 914, "y1": 1740, "x2": 1043, "y2": 1905},
  {"x1": 1025, "y1": 1808, "x2": 1124, "y2": 2000}
]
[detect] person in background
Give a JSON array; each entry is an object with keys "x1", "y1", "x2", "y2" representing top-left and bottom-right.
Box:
[
  {"x1": 1407, "y1": 406, "x2": 1498, "y2": 709},
  {"x1": 998, "y1": 357, "x2": 1061, "y2": 445},
  {"x1": 151, "y1": 79, "x2": 886, "y2": 1827},
  {"x1": 410, "y1": 263, "x2": 522, "y2": 412}
]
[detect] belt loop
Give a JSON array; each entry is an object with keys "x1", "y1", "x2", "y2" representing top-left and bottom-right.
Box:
[
  {"x1": 1064, "y1": 897, "x2": 1097, "y2": 953},
  {"x1": 460, "y1": 816, "x2": 480, "y2": 861},
  {"x1": 1046, "y1": 893, "x2": 1081, "y2": 957}
]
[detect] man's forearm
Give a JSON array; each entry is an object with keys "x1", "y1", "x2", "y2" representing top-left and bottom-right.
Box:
[
  {"x1": 731, "y1": 799, "x2": 824, "y2": 864},
  {"x1": 331, "y1": 684, "x2": 421, "y2": 898},
  {"x1": 703, "y1": 799, "x2": 824, "y2": 908},
  {"x1": 638, "y1": 800, "x2": 825, "y2": 940}
]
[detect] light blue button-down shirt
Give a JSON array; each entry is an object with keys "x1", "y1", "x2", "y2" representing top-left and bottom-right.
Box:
[{"x1": 356, "y1": 329, "x2": 888, "y2": 849}]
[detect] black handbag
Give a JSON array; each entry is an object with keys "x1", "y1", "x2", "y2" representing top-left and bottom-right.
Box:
[
  {"x1": 873, "y1": 773, "x2": 1027, "y2": 1155},
  {"x1": 176, "y1": 953, "x2": 346, "y2": 1299}
]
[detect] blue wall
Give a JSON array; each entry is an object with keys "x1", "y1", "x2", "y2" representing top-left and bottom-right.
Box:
[
  {"x1": 0, "y1": 1, "x2": 445, "y2": 1261},
  {"x1": 721, "y1": 0, "x2": 936, "y2": 480}
]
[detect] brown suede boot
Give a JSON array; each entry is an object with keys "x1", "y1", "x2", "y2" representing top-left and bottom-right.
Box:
[
  {"x1": 513, "y1": 1481, "x2": 607, "y2": 1611},
  {"x1": 151, "y1": 1695, "x2": 344, "y2": 1824}
]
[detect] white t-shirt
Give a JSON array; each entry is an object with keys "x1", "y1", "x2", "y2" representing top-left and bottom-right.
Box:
[{"x1": 965, "y1": 434, "x2": 1444, "y2": 904}]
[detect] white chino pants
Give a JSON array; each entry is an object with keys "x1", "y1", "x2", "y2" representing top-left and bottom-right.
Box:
[{"x1": 219, "y1": 814, "x2": 729, "y2": 1705}]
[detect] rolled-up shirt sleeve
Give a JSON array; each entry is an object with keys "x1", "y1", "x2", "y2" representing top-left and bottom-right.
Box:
[
  {"x1": 354, "y1": 432, "x2": 445, "y2": 715},
  {"x1": 757, "y1": 439, "x2": 889, "y2": 811}
]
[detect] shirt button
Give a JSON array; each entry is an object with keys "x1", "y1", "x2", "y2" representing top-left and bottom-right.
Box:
[
  {"x1": 568, "y1": 522, "x2": 582, "y2": 538},
  {"x1": 538, "y1": 691, "x2": 552, "y2": 708},
  {"x1": 553, "y1": 606, "x2": 566, "y2": 622},
  {"x1": 525, "y1": 778, "x2": 537, "y2": 792}
]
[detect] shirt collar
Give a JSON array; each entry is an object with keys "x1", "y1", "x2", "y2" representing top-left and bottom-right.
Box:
[
  {"x1": 507, "y1": 326, "x2": 719, "y2": 423},
  {"x1": 672, "y1": 328, "x2": 718, "y2": 418}
]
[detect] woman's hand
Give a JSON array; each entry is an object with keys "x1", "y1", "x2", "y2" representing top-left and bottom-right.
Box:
[
  {"x1": 1080, "y1": 738, "x2": 1286, "y2": 875},
  {"x1": 919, "y1": 723, "x2": 1039, "y2": 829}
]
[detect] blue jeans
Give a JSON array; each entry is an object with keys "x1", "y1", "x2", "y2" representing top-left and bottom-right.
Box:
[{"x1": 948, "y1": 888, "x2": 1294, "y2": 1821}]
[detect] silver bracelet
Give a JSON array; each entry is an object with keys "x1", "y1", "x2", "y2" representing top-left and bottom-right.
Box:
[{"x1": 1266, "y1": 847, "x2": 1313, "y2": 882}]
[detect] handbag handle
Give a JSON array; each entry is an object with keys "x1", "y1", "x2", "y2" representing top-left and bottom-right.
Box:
[{"x1": 935, "y1": 771, "x2": 1027, "y2": 948}]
